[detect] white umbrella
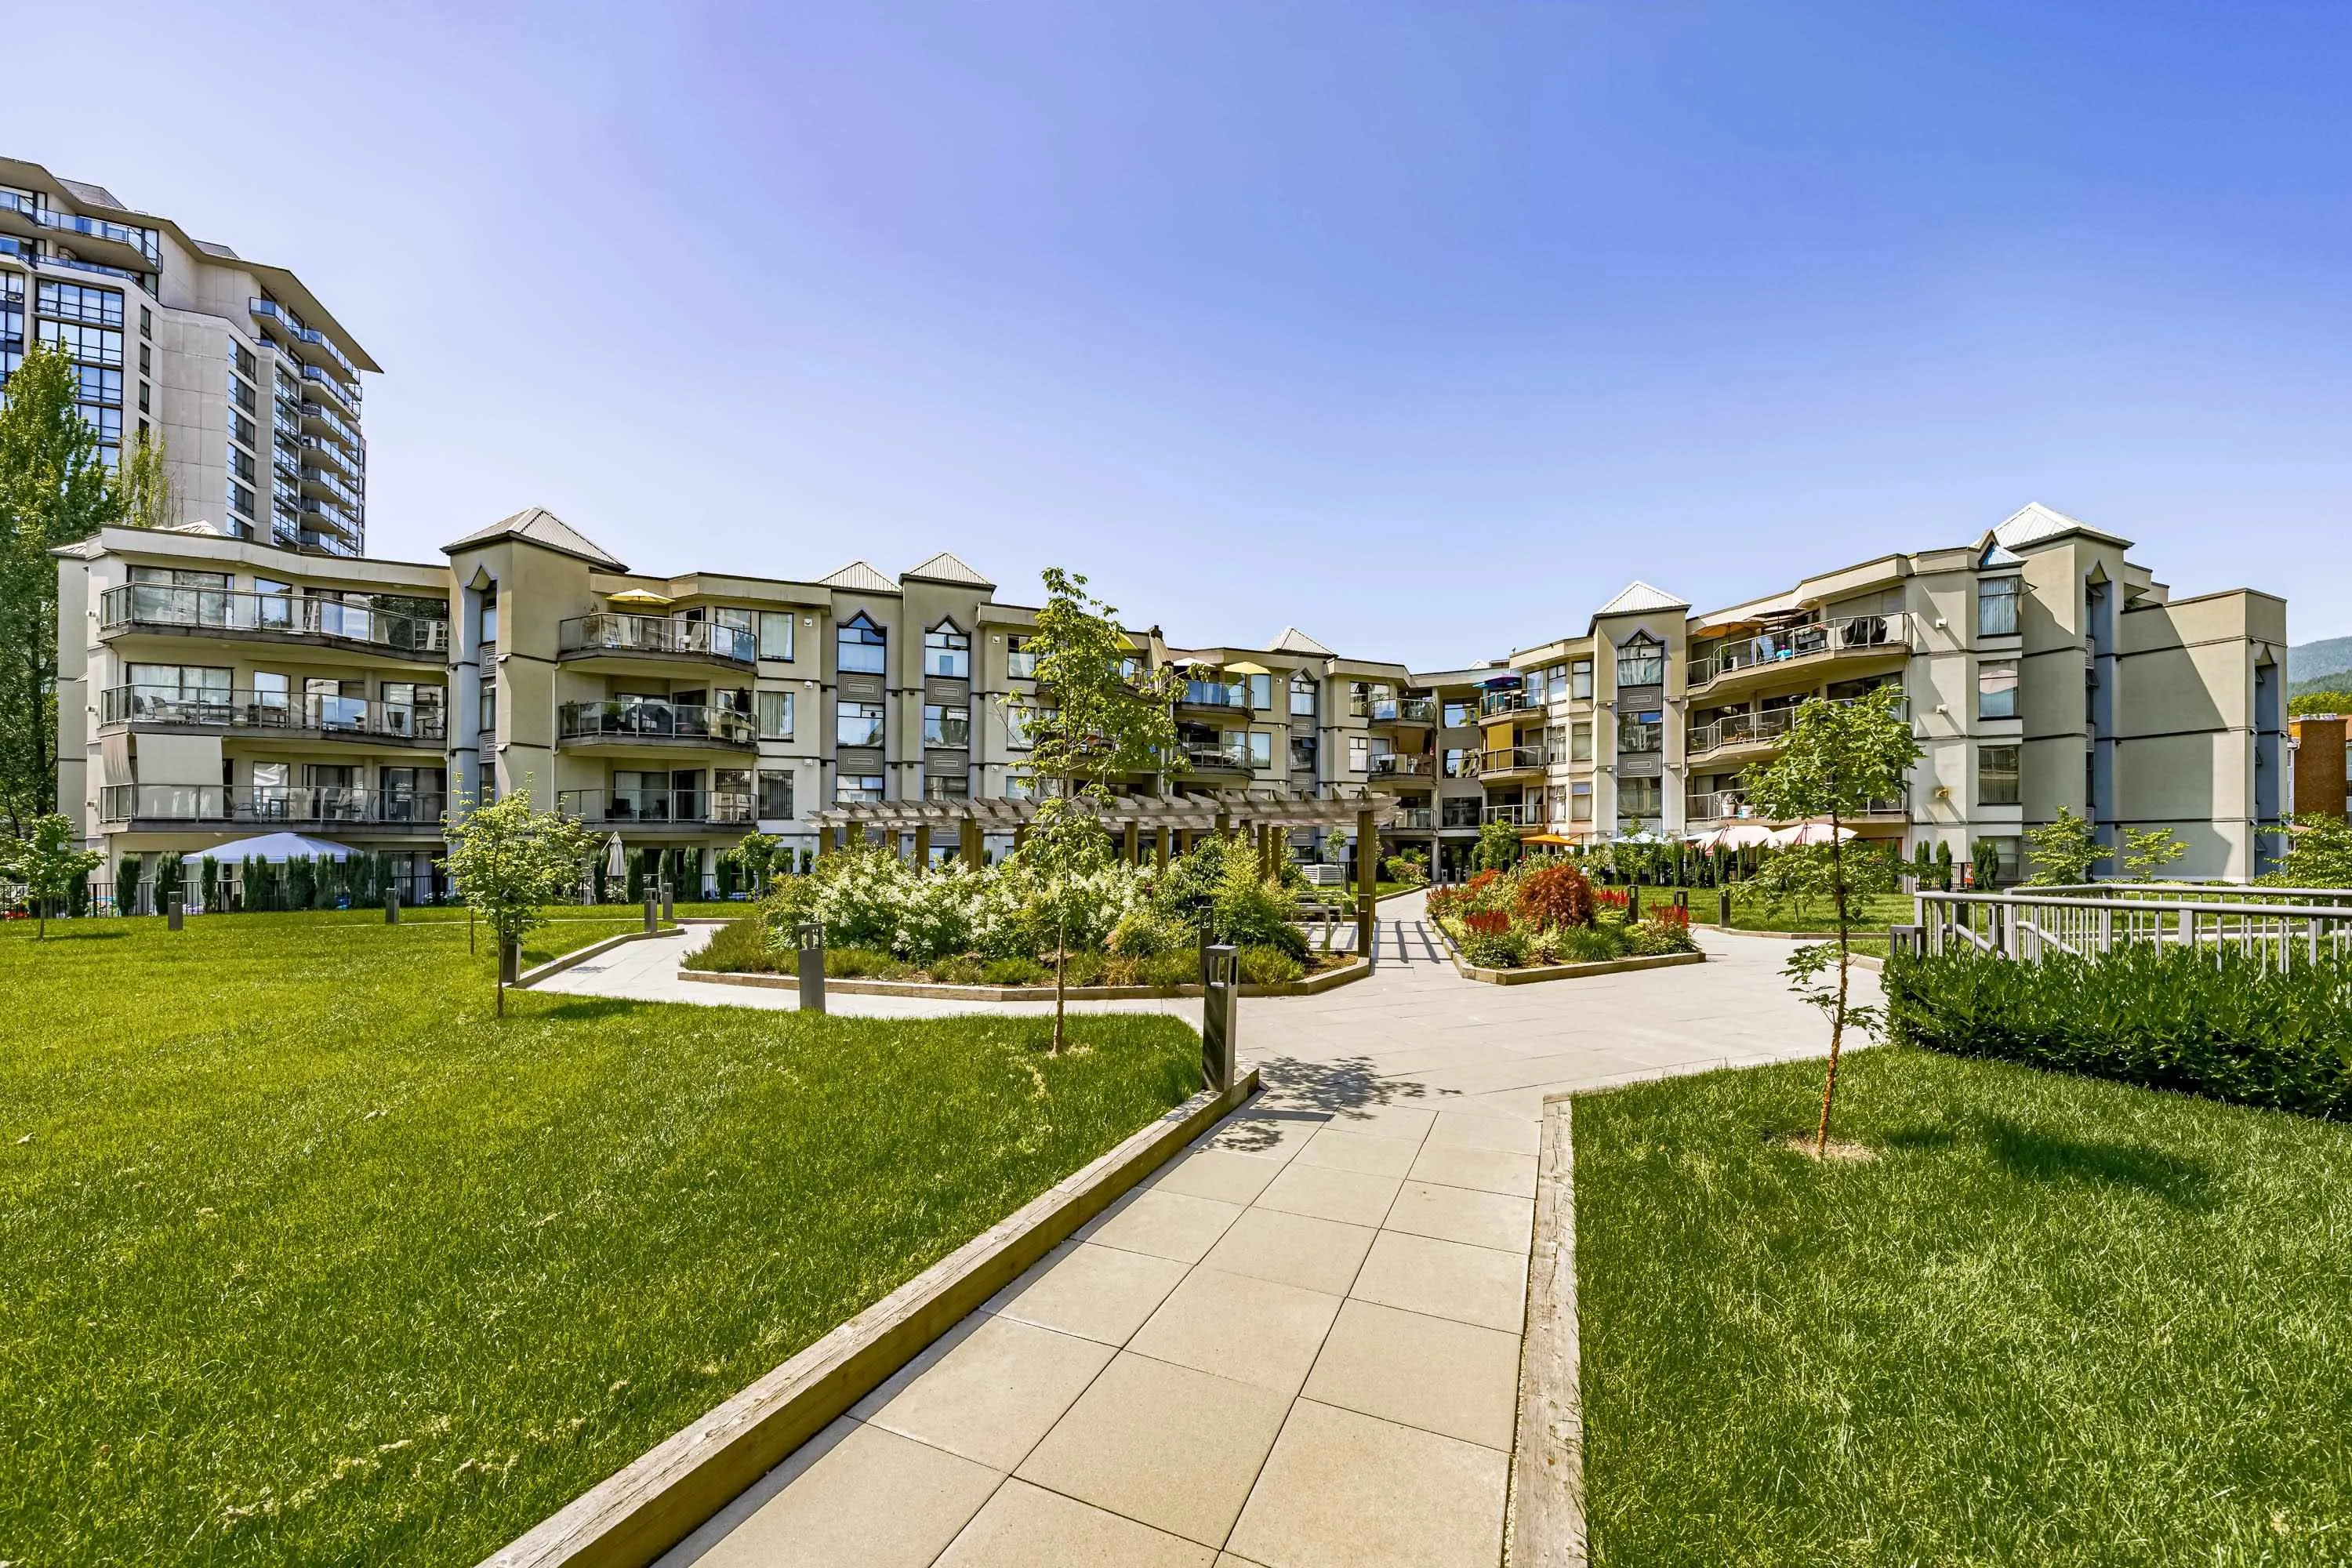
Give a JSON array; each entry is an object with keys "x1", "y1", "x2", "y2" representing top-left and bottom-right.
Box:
[
  {"x1": 197, "y1": 831, "x2": 354, "y2": 862},
  {"x1": 1697, "y1": 822, "x2": 1778, "y2": 852},
  {"x1": 604, "y1": 832, "x2": 626, "y2": 878},
  {"x1": 1767, "y1": 820, "x2": 1857, "y2": 848}
]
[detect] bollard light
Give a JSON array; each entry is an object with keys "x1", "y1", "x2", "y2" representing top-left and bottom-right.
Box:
[
  {"x1": 1201, "y1": 942, "x2": 1239, "y2": 1093},
  {"x1": 797, "y1": 920, "x2": 826, "y2": 1014}
]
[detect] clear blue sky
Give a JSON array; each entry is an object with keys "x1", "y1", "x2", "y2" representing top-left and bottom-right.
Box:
[{"x1": 20, "y1": 1, "x2": 2350, "y2": 665}]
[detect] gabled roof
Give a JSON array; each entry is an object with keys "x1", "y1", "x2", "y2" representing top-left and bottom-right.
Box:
[
  {"x1": 1593, "y1": 580, "x2": 1689, "y2": 616},
  {"x1": 820, "y1": 560, "x2": 900, "y2": 593},
  {"x1": 902, "y1": 551, "x2": 993, "y2": 588},
  {"x1": 442, "y1": 507, "x2": 628, "y2": 572},
  {"x1": 1269, "y1": 626, "x2": 1334, "y2": 656},
  {"x1": 1992, "y1": 501, "x2": 2131, "y2": 551}
]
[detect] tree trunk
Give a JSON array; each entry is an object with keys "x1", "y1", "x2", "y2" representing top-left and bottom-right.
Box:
[
  {"x1": 496, "y1": 974, "x2": 506, "y2": 1018},
  {"x1": 1817, "y1": 807, "x2": 1849, "y2": 1157},
  {"x1": 1051, "y1": 909, "x2": 1068, "y2": 1056}
]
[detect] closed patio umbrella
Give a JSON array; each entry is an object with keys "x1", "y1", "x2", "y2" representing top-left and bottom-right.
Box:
[{"x1": 604, "y1": 832, "x2": 626, "y2": 878}]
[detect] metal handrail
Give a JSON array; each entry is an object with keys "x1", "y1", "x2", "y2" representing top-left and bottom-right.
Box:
[
  {"x1": 100, "y1": 685, "x2": 446, "y2": 741},
  {"x1": 558, "y1": 612, "x2": 756, "y2": 664},
  {"x1": 99, "y1": 584, "x2": 445, "y2": 653},
  {"x1": 1686, "y1": 612, "x2": 1912, "y2": 690},
  {"x1": 99, "y1": 785, "x2": 445, "y2": 825},
  {"x1": 1917, "y1": 888, "x2": 2352, "y2": 971},
  {"x1": 557, "y1": 700, "x2": 757, "y2": 746},
  {"x1": 556, "y1": 789, "x2": 756, "y2": 825}
]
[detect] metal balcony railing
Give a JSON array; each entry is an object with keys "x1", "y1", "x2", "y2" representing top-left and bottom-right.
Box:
[
  {"x1": 556, "y1": 789, "x2": 757, "y2": 826},
  {"x1": 1686, "y1": 612, "x2": 1913, "y2": 691},
  {"x1": 1481, "y1": 802, "x2": 1543, "y2": 826},
  {"x1": 100, "y1": 685, "x2": 447, "y2": 742},
  {"x1": 1477, "y1": 745, "x2": 1549, "y2": 775},
  {"x1": 100, "y1": 584, "x2": 442, "y2": 655},
  {"x1": 557, "y1": 612, "x2": 756, "y2": 664},
  {"x1": 1391, "y1": 807, "x2": 1436, "y2": 830},
  {"x1": 99, "y1": 785, "x2": 445, "y2": 826},
  {"x1": 1183, "y1": 742, "x2": 1254, "y2": 771},
  {"x1": 1479, "y1": 689, "x2": 1534, "y2": 718},
  {"x1": 1685, "y1": 694, "x2": 1908, "y2": 760},
  {"x1": 1369, "y1": 753, "x2": 1435, "y2": 779},
  {"x1": 557, "y1": 700, "x2": 756, "y2": 746}
]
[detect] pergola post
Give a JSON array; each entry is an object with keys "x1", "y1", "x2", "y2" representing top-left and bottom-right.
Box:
[
  {"x1": 1256, "y1": 822, "x2": 1273, "y2": 879},
  {"x1": 1157, "y1": 826, "x2": 1172, "y2": 869},
  {"x1": 1123, "y1": 820, "x2": 1141, "y2": 865},
  {"x1": 913, "y1": 824, "x2": 931, "y2": 868},
  {"x1": 1215, "y1": 809, "x2": 1232, "y2": 842},
  {"x1": 1013, "y1": 822, "x2": 1029, "y2": 853},
  {"x1": 962, "y1": 818, "x2": 983, "y2": 869},
  {"x1": 1356, "y1": 805, "x2": 1378, "y2": 958}
]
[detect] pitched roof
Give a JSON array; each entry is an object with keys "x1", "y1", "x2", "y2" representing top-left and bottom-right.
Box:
[
  {"x1": 1991, "y1": 501, "x2": 2130, "y2": 551},
  {"x1": 1269, "y1": 626, "x2": 1334, "y2": 656},
  {"x1": 442, "y1": 507, "x2": 628, "y2": 571},
  {"x1": 819, "y1": 560, "x2": 900, "y2": 593},
  {"x1": 902, "y1": 551, "x2": 993, "y2": 588},
  {"x1": 1593, "y1": 580, "x2": 1689, "y2": 616}
]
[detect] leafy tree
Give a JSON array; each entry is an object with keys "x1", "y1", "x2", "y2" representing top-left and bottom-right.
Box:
[
  {"x1": 118, "y1": 426, "x2": 176, "y2": 532},
  {"x1": 1007, "y1": 568, "x2": 1183, "y2": 1052},
  {"x1": 1934, "y1": 839, "x2": 1954, "y2": 891},
  {"x1": 728, "y1": 830, "x2": 786, "y2": 895},
  {"x1": 1472, "y1": 817, "x2": 1520, "y2": 873},
  {"x1": 2288, "y1": 690, "x2": 2352, "y2": 718},
  {"x1": 2121, "y1": 825, "x2": 2187, "y2": 881},
  {"x1": 2, "y1": 812, "x2": 101, "y2": 937},
  {"x1": 2263, "y1": 812, "x2": 2352, "y2": 889},
  {"x1": 0, "y1": 342, "x2": 125, "y2": 833},
  {"x1": 2024, "y1": 806, "x2": 2107, "y2": 886},
  {"x1": 440, "y1": 787, "x2": 601, "y2": 1016},
  {"x1": 1739, "y1": 685, "x2": 1922, "y2": 1156},
  {"x1": 1971, "y1": 837, "x2": 2001, "y2": 890}
]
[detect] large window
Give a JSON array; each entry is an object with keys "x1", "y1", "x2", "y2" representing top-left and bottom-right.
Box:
[
  {"x1": 35, "y1": 280, "x2": 122, "y2": 326},
  {"x1": 1570, "y1": 721, "x2": 1593, "y2": 763},
  {"x1": 924, "y1": 623, "x2": 970, "y2": 677},
  {"x1": 1443, "y1": 699, "x2": 1472, "y2": 728},
  {"x1": 1004, "y1": 702, "x2": 1036, "y2": 749},
  {"x1": 757, "y1": 690, "x2": 794, "y2": 740},
  {"x1": 1007, "y1": 636, "x2": 1037, "y2": 680},
  {"x1": 757, "y1": 770, "x2": 794, "y2": 819},
  {"x1": 1571, "y1": 659, "x2": 1594, "y2": 700},
  {"x1": 1979, "y1": 577, "x2": 2022, "y2": 638},
  {"x1": 1443, "y1": 747, "x2": 1477, "y2": 779},
  {"x1": 757, "y1": 611, "x2": 794, "y2": 661},
  {"x1": 1618, "y1": 776, "x2": 1663, "y2": 818},
  {"x1": 1615, "y1": 633, "x2": 1665, "y2": 689},
  {"x1": 1571, "y1": 781, "x2": 1593, "y2": 822},
  {"x1": 1290, "y1": 733, "x2": 1318, "y2": 771},
  {"x1": 924, "y1": 703, "x2": 970, "y2": 746},
  {"x1": 837, "y1": 774, "x2": 884, "y2": 804},
  {"x1": 1249, "y1": 673, "x2": 1274, "y2": 711},
  {"x1": 1348, "y1": 735, "x2": 1370, "y2": 772},
  {"x1": 1617, "y1": 710, "x2": 1664, "y2": 753},
  {"x1": 1247, "y1": 729, "x2": 1275, "y2": 768},
  {"x1": 837, "y1": 612, "x2": 887, "y2": 674},
  {"x1": 1977, "y1": 659, "x2": 2018, "y2": 720},
  {"x1": 837, "y1": 699, "x2": 884, "y2": 747},
  {"x1": 38, "y1": 319, "x2": 122, "y2": 366},
  {"x1": 1979, "y1": 743, "x2": 2021, "y2": 805},
  {"x1": 1290, "y1": 673, "x2": 1317, "y2": 716}
]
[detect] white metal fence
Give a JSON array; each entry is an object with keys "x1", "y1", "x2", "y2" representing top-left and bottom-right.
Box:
[{"x1": 1918, "y1": 889, "x2": 2352, "y2": 972}]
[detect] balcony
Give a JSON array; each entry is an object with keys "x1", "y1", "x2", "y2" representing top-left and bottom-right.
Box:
[
  {"x1": 1684, "y1": 694, "x2": 1909, "y2": 763},
  {"x1": 1478, "y1": 689, "x2": 1534, "y2": 719},
  {"x1": 1367, "y1": 695, "x2": 1438, "y2": 726},
  {"x1": 1178, "y1": 680, "x2": 1253, "y2": 713},
  {"x1": 557, "y1": 612, "x2": 757, "y2": 668},
  {"x1": 1477, "y1": 745, "x2": 1550, "y2": 779},
  {"x1": 1389, "y1": 807, "x2": 1436, "y2": 831},
  {"x1": 302, "y1": 465, "x2": 362, "y2": 510},
  {"x1": 1368, "y1": 753, "x2": 1436, "y2": 784},
  {"x1": 301, "y1": 363, "x2": 361, "y2": 416},
  {"x1": 557, "y1": 700, "x2": 755, "y2": 750},
  {"x1": 100, "y1": 585, "x2": 442, "y2": 659},
  {"x1": 300, "y1": 496, "x2": 361, "y2": 538},
  {"x1": 101, "y1": 686, "x2": 447, "y2": 746},
  {"x1": 556, "y1": 788, "x2": 756, "y2": 828},
  {"x1": 300, "y1": 398, "x2": 361, "y2": 448},
  {"x1": 1182, "y1": 741, "x2": 1254, "y2": 773},
  {"x1": 100, "y1": 785, "x2": 446, "y2": 829},
  {"x1": 1686, "y1": 612, "x2": 1913, "y2": 695},
  {"x1": 1481, "y1": 802, "x2": 1544, "y2": 826}
]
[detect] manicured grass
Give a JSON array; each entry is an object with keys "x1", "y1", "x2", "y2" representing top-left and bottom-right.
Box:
[
  {"x1": 0, "y1": 914, "x2": 1199, "y2": 1566},
  {"x1": 1719, "y1": 889, "x2": 1915, "y2": 936},
  {"x1": 1575, "y1": 1048, "x2": 2352, "y2": 1565}
]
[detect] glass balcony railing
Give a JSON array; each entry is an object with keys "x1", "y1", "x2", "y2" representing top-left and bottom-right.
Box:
[
  {"x1": 1391, "y1": 807, "x2": 1436, "y2": 830},
  {"x1": 1182, "y1": 741, "x2": 1254, "y2": 771},
  {"x1": 1478, "y1": 689, "x2": 1533, "y2": 718},
  {"x1": 300, "y1": 399, "x2": 361, "y2": 447},
  {"x1": 1180, "y1": 680, "x2": 1251, "y2": 710},
  {"x1": 557, "y1": 612, "x2": 757, "y2": 664},
  {"x1": 301, "y1": 363, "x2": 361, "y2": 413},
  {"x1": 555, "y1": 789, "x2": 756, "y2": 826},
  {"x1": 100, "y1": 584, "x2": 445, "y2": 655},
  {"x1": 99, "y1": 785, "x2": 446, "y2": 826},
  {"x1": 557, "y1": 700, "x2": 756, "y2": 746},
  {"x1": 1481, "y1": 803, "x2": 1543, "y2": 826},
  {"x1": 1369, "y1": 753, "x2": 1435, "y2": 779},
  {"x1": 1477, "y1": 745, "x2": 1549, "y2": 775},
  {"x1": 1685, "y1": 694, "x2": 1908, "y2": 760},
  {"x1": 100, "y1": 686, "x2": 446, "y2": 742},
  {"x1": 1366, "y1": 695, "x2": 1438, "y2": 725},
  {"x1": 1686, "y1": 613, "x2": 1913, "y2": 690}
]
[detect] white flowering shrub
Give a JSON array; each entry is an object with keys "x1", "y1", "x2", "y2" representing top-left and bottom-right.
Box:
[{"x1": 759, "y1": 844, "x2": 1151, "y2": 964}]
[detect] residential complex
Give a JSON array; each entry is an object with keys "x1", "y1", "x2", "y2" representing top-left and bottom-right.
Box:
[
  {"x1": 55, "y1": 499, "x2": 2288, "y2": 894},
  {"x1": 2, "y1": 156, "x2": 374, "y2": 554}
]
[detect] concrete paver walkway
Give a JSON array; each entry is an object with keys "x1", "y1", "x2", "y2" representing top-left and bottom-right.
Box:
[{"x1": 546, "y1": 895, "x2": 1875, "y2": 1566}]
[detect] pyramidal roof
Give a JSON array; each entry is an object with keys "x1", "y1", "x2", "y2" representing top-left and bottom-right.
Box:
[
  {"x1": 1593, "y1": 580, "x2": 1689, "y2": 616},
  {"x1": 819, "y1": 560, "x2": 900, "y2": 593},
  {"x1": 1269, "y1": 626, "x2": 1334, "y2": 656},
  {"x1": 902, "y1": 551, "x2": 993, "y2": 588},
  {"x1": 443, "y1": 506, "x2": 628, "y2": 572},
  {"x1": 1992, "y1": 500, "x2": 2128, "y2": 550}
]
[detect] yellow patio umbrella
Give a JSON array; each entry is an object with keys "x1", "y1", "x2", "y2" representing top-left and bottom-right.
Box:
[
  {"x1": 606, "y1": 589, "x2": 673, "y2": 607},
  {"x1": 1221, "y1": 659, "x2": 1274, "y2": 676},
  {"x1": 1523, "y1": 832, "x2": 1576, "y2": 846}
]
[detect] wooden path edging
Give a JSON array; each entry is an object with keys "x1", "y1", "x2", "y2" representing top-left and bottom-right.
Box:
[
  {"x1": 474, "y1": 1069, "x2": 1261, "y2": 1568},
  {"x1": 1508, "y1": 1092, "x2": 1588, "y2": 1566},
  {"x1": 677, "y1": 956, "x2": 1370, "y2": 1002}
]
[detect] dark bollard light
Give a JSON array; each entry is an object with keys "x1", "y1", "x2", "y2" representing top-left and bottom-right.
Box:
[
  {"x1": 1198, "y1": 922, "x2": 1214, "y2": 988},
  {"x1": 796, "y1": 920, "x2": 826, "y2": 1014},
  {"x1": 661, "y1": 879, "x2": 674, "y2": 924},
  {"x1": 1674, "y1": 888, "x2": 1689, "y2": 912},
  {"x1": 499, "y1": 938, "x2": 521, "y2": 986},
  {"x1": 643, "y1": 892, "x2": 659, "y2": 934},
  {"x1": 1719, "y1": 886, "x2": 1733, "y2": 927},
  {"x1": 385, "y1": 887, "x2": 401, "y2": 924},
  {"x1": 1628, "y1": 884, "x2": 1641, "y2": 921},
  {"x1": 166, "y1": 891, "x2": 183, "y2": 931},
  {"x1": 1201, "y1": 942, "x2": 1239, "y2": 1094}
]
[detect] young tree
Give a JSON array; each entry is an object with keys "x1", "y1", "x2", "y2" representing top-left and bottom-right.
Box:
[
  {"x1": 118, "y1": 426, "x2": 177, "y2": 532},
  {"x1": 0, "y1": 343, "x2": 125, "y2": 833},
  {"x1": 1934, "y1": 839, "x2": 1954, "y2": 891},
  {"x1": 727, "y1": 830, "x2": 785, "y2": 895},
  {"x1": 439, "y1": 788, "x2": 600, "y2": 1016},
  {"x1": 1971, "y1": 837, "x2": 2001, "y2": 891},
  {"x1": 1739, "y1": 685, "x2": 1922, "y2": 1156},
  {"x1": 2263, "y1": 813, "x2": 2352, "y2": 889},
  {"x1": 2121, "y1": 825, "x2": 2187, "y2": 881},
  {"x1": 1007, "y1": 568, "x2": 1182, "y2": 1053},
  {"x1": 1472, "y1": 817, "x2": 1520, "y2": 874},
  {"x1": 2, "y1": 813, "x2": 102, "y2": 937},
  {"x1": 2024, "y1": 806, "x2": 2107, "y2": 886}
]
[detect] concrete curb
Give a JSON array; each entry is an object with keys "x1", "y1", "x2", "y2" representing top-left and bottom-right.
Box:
[
  {"x1": 1429, "y1": 921, "x2": 1708, "y2": 985},
  {"x1": 677, "y1": 956, "x2": 1371, "y2": 1001},
  {"x1": 514, "y1": 927, "x2": 680, "y2": 989},
  {"x1": 1508, "y1": 1093, "x2": 1587, "y2": 1567},
  {"x1": 475, "y1": 1069, "x2": 1262, "y2": 1568}
]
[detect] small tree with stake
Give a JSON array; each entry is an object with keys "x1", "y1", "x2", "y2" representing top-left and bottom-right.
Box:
[
  {"x1": 1740, "y1": 685, "x2": 1921, "y2": 1157},
  {"x1": 440, "y1": 788, "x2": 600, "y2": 1017},
  {"x1": 1008, "y1": 568, "x2": 1183, "y2": 1054},
  {"x1": 2024, "y1": 805, "x2": 2107, "y2": 886},
  {"x1": 2, "y1": 813, "x2": 102, "y2": 938}
]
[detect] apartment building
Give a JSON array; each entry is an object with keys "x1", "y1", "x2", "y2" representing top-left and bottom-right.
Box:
[
  {"x1": 2, "y1": 156, "x2": 373, "y2": 555},
  {"x1": 56, "y1": 500, "x2": 2288, "y2": 890}
]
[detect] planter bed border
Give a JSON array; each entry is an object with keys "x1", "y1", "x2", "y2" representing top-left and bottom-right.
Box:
[
  {"x1": 1431, "y1": 920, "x2": 1705, "y2": 985},
  {"x1": 679, "y1": 953, "x2": 1370, "y2": 1001},
  {"x1": 479, "y1": 1069, "x2": 1262, "y2": 1568}
]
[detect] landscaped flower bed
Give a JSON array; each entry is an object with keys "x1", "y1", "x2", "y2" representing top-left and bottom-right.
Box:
[
  {"x1": 687, "y1": 834, "x2": 1347, "y2": 989},
  {"x1": 1427, "y1": 862, "x2": 1700, "y2": 971}
]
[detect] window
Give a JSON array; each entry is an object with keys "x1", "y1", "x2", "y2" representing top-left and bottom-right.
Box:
[
  {"x1": 1571, "y1": 659, "x2": 1594, "y2": 700},
  {"x1": 230, "y1": 339, "x2": 258, "y2": 379},
  {"x1": 1979, "y1": 577, "x2": 2021, "y2": 638},
  {"x1": 125, "y1": 662, "x2": 231, "y2": 699},
  {"x1": 224, "y1": 365, "x2": 255, "y2": 412},
  {"x1": 1248, "y1": 673, "x2": 1273, "y2": 711},
  {"x1": 838, "y1": 774, "x2": 885, "y2": 804},
  {"x1": 1618, "y1": 776, "x2": 1663, "y2": 818},
  {"x1": 1443, "y1": 747, "x2": 1477, "y2": 779},
  {"x1": 1978, "y1": 659, "x2": 2019, "y2": 720},
  {"x1": 1980, "y1": 743, "x2": 2021, "y2": 805},
  {"x1": 38, "y1": 319, "x2": 122, "y2": 365},
  {"x1": 227, "y1": 480, "x2": 253, "y2": 518},
  {"x1": 1290, "y1": 733, "x2": 1317, "y2": 770},
  {"x1": 1547, "y1": 724, "x2": 1566, "y2": 762},
  {"x1": 924, "y1": 704, "x2": 970, "y2": 746},
  {"x1": 837, "y1": 699, "x2": 885, "y2": 748},
  {"x1": 757, "y1": 770, "x2": 795, "y2": 819},
  {"x1": 837, "y1": 612, "x2": 886, "y2": 674},
  {"x1": 757, "y1": 690, "x2": 795, "y2": 740},
  {"x1": 71, "y1": 363, "x2": 121, "y2": 405},
  {"x1": 140, "y1": 305, "x2": 151, "y2": 338},
  {"x1": 1443, "y1": 798, "x2": 1482, "y2": 829},
  {"x1": 1570, "y1": 781, "x2": 1592, "y2": 821},
  {"x1": 1248, "y1": 730, "x2": 1274, "y2": 768},
  {"x1": 1007, "y1": 635, "x2": 1037, "y2": 680},
  {"x1": 1443, "y1": 699, "x2": 1472, "y2": 728},
  {"x1": 1348, "y1": 682, "x2": 1370, "y2": 718},
  {"x1": 1348, "y1": 735, "x2": 1370, "y2": 772},
  {"x1": 710, "y1": 606, "x2": 754, "y2": 659},
  {"x1": 1615, "y1": 633, "x2": 1665, "y2": 689},
  {"x1": 925, "y1": 776, "x2": 970, "y2": 800},
  {"x1": 1548, "y1": 785, "x2": 1567, "y2": 823},
  {"x1": 1290, "y1": 673, "x2": 1317, "y2": 716},
  {"x1": 479, "y1": 677, "x2": 496, "y2": 733},
  {"x1": 1617, "y1": 710, "x2": 1664, "y2": 753},
  {"x1": 757, "y1": 611, "x2": 794, "y2": 661},
  {"x1": 1004, "y1": 702, "x2": 1036, "y2": 749},
  {"x1": 34, "y1": 281, "x2": 123, "y2": 326},
  {"x1": 477, "y1": 593, "x2": 499, "y2": 645},
  {"x1": 1570, "y1": 721, "x2": 1593, "y2": 763},
  {"x1": 924, "y1": 623, "x2": 971, "y2": 677}
]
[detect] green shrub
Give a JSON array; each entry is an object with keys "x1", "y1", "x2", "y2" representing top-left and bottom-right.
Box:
[
  {"x1": 1886, "y1": 946, "x2": 2352, "y2": 1118},
  {"x1": 825, "y1": 947, "x2": 909, "y2": 979},
  {"x1": 1108, "y1": 908, "x2": 1185, "y2": 957},
  {"x1": 1061, "y1": 951, "x2": 1108, "y2": 987},
  {"x1": 1625, "y1": 916, "x2": 1699, "y2": 956},
  {"x1": 1138, "y1": 953, "x2": 1198, "y2": 988},
  {"x1": 1463, "y1": 930, "x2": 1529, "y2": 969},
  {"x1": 979, "y1": 956, "x2": 1050, "y2": 986},
  {"x1": 1238, "y1": 946, "x2": 1306, "y2": 985},
  {"x1": 925, "y1": 954, "x2": 989, "y2": 985},
  {"x1": 683, "y1": 916, "x2": 777, "y2": 973},
  {"x1": 1557, "y1": 924, "x2": 1627, "y2": 964},
  {"x1": 1210, "y1": 859, "x2": 1309, "y2": 960}
]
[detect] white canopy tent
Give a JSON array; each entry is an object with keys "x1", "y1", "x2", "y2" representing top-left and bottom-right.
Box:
[
  {"x1": 195, "y1": 832, "x2": 355, "y2": 862},
  {"x1": 1767, "y1": 821, "x2": 1858, "y2": 848}
]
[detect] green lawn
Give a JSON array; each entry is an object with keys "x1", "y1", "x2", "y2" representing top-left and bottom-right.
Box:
[
  {"x1": 0, "y1": 914, "x2": 1199, "y2": 1566},
  {"x1": 1574, "y1": 1048, "x2": 2352, "y2": 1565},
  {"x1": 1715, "y1": 889, "x2": 1915, "y2": 936}
]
